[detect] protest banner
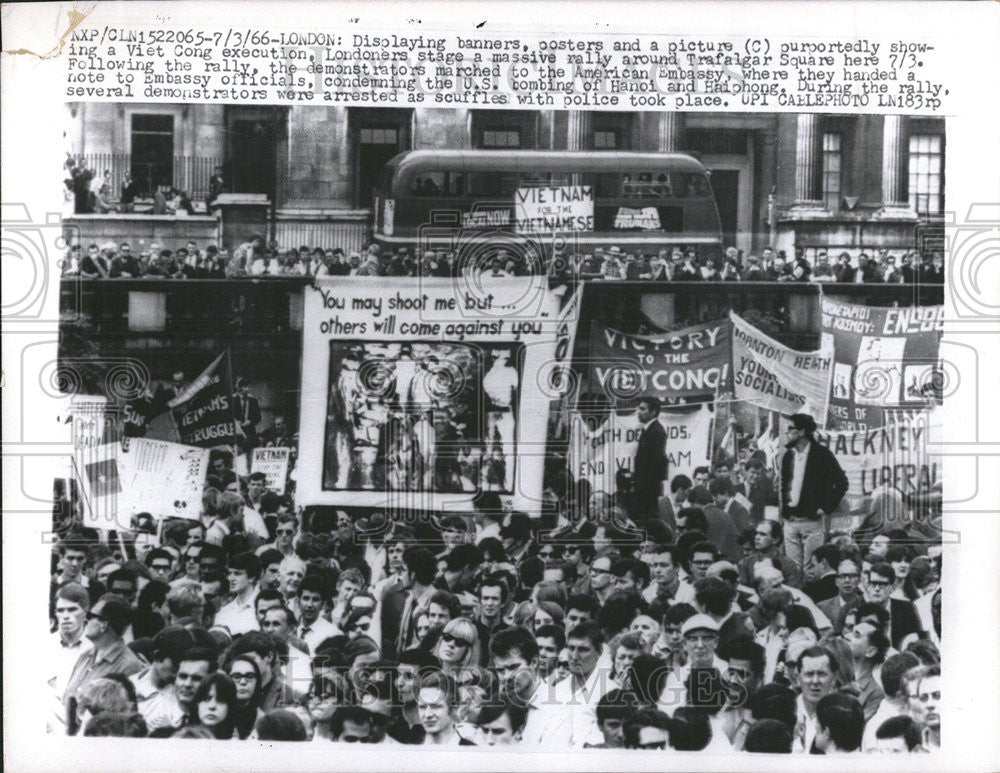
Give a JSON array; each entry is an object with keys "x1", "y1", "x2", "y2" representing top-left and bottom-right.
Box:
[
  {"x1": 815, "y1": 407, "x2": 942, "y2": 502},
  {"x1": 588, "y1": 319, "x2": 731, "y2": 403},
  {"x1": 515, "y1": 185, "x2": 594, "y2": 234},
  {"x1": 821, "y1": 298, "x2": 944, "y2": 431},
  {"x1": 730, "y1": 311, "x2": 833, "y2": 425},
  {"x1": 251, "y1": 447, "x2": 292, "y2": 495},
  {"x1": 569, "y1": 405, "x2": 713, "y2": 495},
  {"x1": 77, "y1": 438, "x2": 209, "y2": 528},
  {"x1": 297, "y1": 277, "x2": 562, "y2": 513},
  {"x1": 168, "y1": 351, "x2": 239, "y2": 448}
]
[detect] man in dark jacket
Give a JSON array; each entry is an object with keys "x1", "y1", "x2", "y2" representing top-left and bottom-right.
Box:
[
  {"x1": 632, "y1": 397, "x2": 668, "y2": 522},
  {"x1": 779, "y1": 413, "x2": 848, "y2": 584}
]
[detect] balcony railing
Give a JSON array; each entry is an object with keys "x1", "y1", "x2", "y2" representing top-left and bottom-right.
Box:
[{"x1": 68, "y1": 153, "x2": 222, "y2": 205}]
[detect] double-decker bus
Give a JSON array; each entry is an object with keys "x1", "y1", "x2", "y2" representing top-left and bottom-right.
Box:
[{"x1": 372, "y1": 150, "x2": 723, "y2": 264}]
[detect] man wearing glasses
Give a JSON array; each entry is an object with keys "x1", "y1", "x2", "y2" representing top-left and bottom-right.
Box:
[
  {"x1": 818, "y1": 559, "x2": 863, "y2": 634},
  {"x1": 865, "y1": 563, "x2": 925, "y2": 650},
  {"x1": 588, "y1": 555, "x2": 616, "y2": 606},
  {"x1": 63, "y1": 595, "x2": 144, "y2": 711},
  {"x1": 779, "y1": 414, "x2": 848, "y2": 584}
]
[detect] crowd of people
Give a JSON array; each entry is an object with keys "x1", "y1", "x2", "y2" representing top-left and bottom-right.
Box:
[
  {"x1": 61, "y1": 234, "x2": 945, "y2": 285},
  {"x1": 49, "y1": 404, "x2": 942, "y2": 753}
]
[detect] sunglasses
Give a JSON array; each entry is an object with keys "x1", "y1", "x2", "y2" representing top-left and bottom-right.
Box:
[
  {"x1": 229, "y1": 672, "x2": 257, "y2": 682},
  {"x1": 340, "y1": 736, "x2": 371, "y2": 743},
  {"x1": 556, "y1": 660, "x2": 570, "y2": 668},
  {"x1": 87, "y1": 612, "x2": 106, "y2": 622},
  {"x1": 638, "y1": 742, "x2": 667, "y2": 750},
  {"x1": 868, "y1": 580, "x2": 892, "y2": 588},
  {"x1": 441, "y1": 633, "x2": 470, "y2": 647}
]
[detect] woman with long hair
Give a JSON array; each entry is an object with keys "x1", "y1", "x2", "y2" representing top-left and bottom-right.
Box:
[
  {"x1": 225, "y1": 655, "x2": 264, "y2": 740},
  {"x1": 432, "y1": 617, "x2": 481, "y2": 685},
  {"x1": 188, "y1": 673, "x2": 239, "y2": 740}
]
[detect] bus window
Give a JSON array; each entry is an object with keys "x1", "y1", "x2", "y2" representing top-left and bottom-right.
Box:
[
  {"x1": 465, "y1": 171, "x2": 497, "y2": 197},
  {"x1": 411, "y1": 172, "x2": 447, "y2": 197},
  {"x1": 673, "y1": 173, "x2": 712, "y2": 199},
  {"x1": 518, "y1": 171, "x2": 552, "y2": 188},
  {"x1": 549, "y1": 171, "x2": 571, "y2": 187}
]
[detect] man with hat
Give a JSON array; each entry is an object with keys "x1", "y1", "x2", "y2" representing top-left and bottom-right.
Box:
[
  {"x1": 659, "y1": 613, "x2": 727, "y2": 715},
  {"x1": 779, "y1": 413, "x2": 848, "y2": 583}
]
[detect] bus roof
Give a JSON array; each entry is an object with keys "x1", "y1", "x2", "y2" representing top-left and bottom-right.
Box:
[{"x1": 382, "y1": 150, "x2": 709, "y2": 177}]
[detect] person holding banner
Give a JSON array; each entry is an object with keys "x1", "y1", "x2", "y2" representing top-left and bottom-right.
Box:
[
  {"x1": 779, "y1": 414, "x2": 848, "y2": 583},
  {"x1": 632, "y1": 397, "x2": 668, "y2": 523}
]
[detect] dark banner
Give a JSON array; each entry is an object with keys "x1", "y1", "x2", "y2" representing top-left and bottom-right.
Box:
[
  {"x1": 588, "y1": 319, "x2": 731, "y2": 403},
  {"x1": 168, "y1": 352, "x2": 238, "y2": 448},
  {"x1": 821, "y1": 298, "x2": 944, "y2": 431}
]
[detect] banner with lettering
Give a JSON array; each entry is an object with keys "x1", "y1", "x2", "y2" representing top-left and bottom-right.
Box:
[
  {"x1": 78, "y1": 438, "x2": 210, "y2": 529},
  {"x1": 298, "y1": 277, "x2": 561, "y2": 514},
  {"x1": 168, "y1": 351, "x2": 239, "y2": 448},
  {"x1": 588, "y1": 319, "x2": 731, "y2": 403},
  {"x1": 251, "y1": 446, "x2": 292, "y2": 495},
  {"x1": 731, "y1": 311, "x2": 833, "y2": 425},
  {"x1": 820, "y1": 298, "x2": 944, "y2": 430},
  {"x1": 568, "y1": 405, "x2": 713, "y2": 495},
  {"x1": 815, "y1": 408, "x2": 942, "y2": 503}
]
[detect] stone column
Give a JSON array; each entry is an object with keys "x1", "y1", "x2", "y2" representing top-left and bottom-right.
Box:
[
  {"x1": 566, "y1": 111, "x2": 592, "y2": 151},
  {"x1": 657, "y1": 112, "x2": 684, "y2": 152},
  {"x1": 878, "y1": 115, "x2": 916, "y2": 218},
  {"x1": 794, "y1": 113, "x2": 822, "y2": 203}
]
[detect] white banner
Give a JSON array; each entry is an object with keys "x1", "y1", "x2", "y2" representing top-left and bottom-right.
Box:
[
  {"x1": 298, "y1": 277, "x2": 562, "y2": 514},
  {"x1": 731, "y1": 311, "x2": 833, "y2": 425},
  {"x1": 251, "y1": 447, "x2": 292, "y2": 495},
  {"x1": 515, "y1": 185, "x2": 594, "y2": 234},
  {"x1": 78, "y1": 439, "x2": 209, "y2": 529},
  {"x1": 569, "y1": 405, "x2": 713, "y2": 495}
]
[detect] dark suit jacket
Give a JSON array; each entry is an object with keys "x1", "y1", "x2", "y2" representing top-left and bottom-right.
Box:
[
  {"x1": 780, "y1": 440, "x2": 849, "y2": 520},
  {"x1": 233, "y1": 394, "x2": 262, "y2": 432},
  {"x1": 888, "y1": 597, "x2": 925, "y2": 649},
  {"x1": 817, "y1": 593, "x2": 859, "y2": 634},
  {"x1": 703, "y1": 505, "x2": 742, "y2": 562},
  {"x1": 633, "y1": 419, "x2": 668, "y2": 502},
  {"x1": 803, "y1": 572, "x2": 839, "y2": 604},
  {"x1": 743, "y1": 478, "x2": 777, "y2": 521},
  {"x1": 380, "y1": 586, "x2": 409, "y2": 657}
]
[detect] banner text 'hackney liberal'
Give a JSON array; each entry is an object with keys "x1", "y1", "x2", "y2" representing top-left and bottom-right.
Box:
[
  {"x1": 731, "y1": 311, "x2": 833, "y2": 425},
  {"x1": 298, "y1": 277, "x2": 561, "y2": 514},
  {"x1": 821, "y1": 298, "x2": 944, "y2": 431},
  {"x1": 588, "y1": 319, "x2": 731, "y2": 403}
]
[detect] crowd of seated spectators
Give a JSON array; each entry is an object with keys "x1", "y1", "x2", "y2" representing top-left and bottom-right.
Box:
[{"x1": 61, "y1": 235, "x2": 946, "y2": 285}]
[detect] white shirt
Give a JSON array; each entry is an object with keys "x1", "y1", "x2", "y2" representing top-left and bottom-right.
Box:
[
  {"x1": 242, "y1": 505, "x2": 270, "y2": 541},
  {"x1": 132, "y1": 670, "x2": 187, "y2": 730},
  {"x1": 793, "y1": 694, "x2": 819, "y2": 753},
  {"x1": 519, "y1": 679, "x2": 573, "y2": 749},
  {"x1": 787, "y1": 444, "x2": 810, "y2": 507},
  {"x1": 214, "y1": 589, "x2": 260, "y2": 637},
  {"x1": 299, "y1": 616, "x2": 340, "y2": 654},
  {"x1": 547, "y1": 651, "x2": 614, "y2": 748},
  {"x1": 659, "y1": 655, "x2": 729, "y2": 716}
]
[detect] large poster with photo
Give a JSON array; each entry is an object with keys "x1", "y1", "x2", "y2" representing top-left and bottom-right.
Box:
[
  {"x1": 322, "y1": 340, "x2": 522, "y2": 494},
  {"x1": 298, "y1": 277, "x2": 561, "y2": 512},
  {"x1": 821, "y1": 298, "x2": 944, "y2": 431}
]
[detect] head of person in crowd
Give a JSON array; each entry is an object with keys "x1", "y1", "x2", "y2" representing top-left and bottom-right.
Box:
[
  {"x1": 669, "y1": 706, "x2": 713, "y2": 751},
  {"x1": 188, "y1": 672, "x2": 239, "y2": 739},
  {"x1": 625, "y1": 653, "x2": 670, "y2": 708},
  {"x1": 661, "y1": 603, "x2": 697, "y2": 653},
  {"x1": 906, "y1": 664, "x2": 941, "y2": 741},
  {"x1": 743, "y1": 718, "x2": 793, "y2": 753},
  {"x1": 261, "y1": 604, "x2": 298, "y2": 647},
  {"x1": 329, "y1": 705, "x2": 372, "y2": 743},
  {"x1": 174, "y1": 646, "x2": 217, "y2": 712},
  {"x1": 279, "y1": 555, "x2": 307, "y2": 598},
  {"x1": 866, "y1": 562, "x2": 897, "y2": 606},
  {"x1": 814, "y1": 693, "x2": 865, "y2": 753},
  {"x1": 475, "y1": 700, "x2": 528, "y2": 746},
  {"x1": 874, "y1": 715, "x2": 924, "y2": 753},
  {"x1": 227, "y1": 631, "x2": 278, "y2": 690},
  {"x1": 54, "y1": 582, "x2": 89, "y2": 643},
  {"x1": 623, "y1": 706, "x2": 673, "y2": 750},
  {"x1": 720, "y1": 636, "x2": 765, "y2": 702},
  {"x1": 74, "y1": 678, "x2": 133, "y2": 735},
  {"x1": 565, "y1": 621, "x2": 605, "y2": 683},
  {"x1": 797, "y1": 646, "x2": 837, "y2": 713},
  {"x1": 105, "y1": 568, "x2": 139, "y2": 604},
  {"x1": 612, "y1": 556, "x2": 651, "y2": 595},
  {"x1": 255, "y1": 709, "x2": 308, "y2": 741},
  {"x1": 594, "y1": 688, "x2": 638, "y2": 749},
  {"x1": 83, "y1": 712, "x2": 149, "y2": 738},
  {"x1": 681, "y1": 613, "x2": 720, "y2": 669},
  {"x1": 610, "y1": 631, "x2": 647, "y2": 682},
  {"x1": 533, "y1": 623, "x2": 565, "y2": 680},
  {"x1": 85, "y1": 594, "x2": 133, "y2": 648},
  {"x1": 433, "y1": 617, "x2": 480, "y2": 674},
  {"x1": 416, "y1": 669, "x2": 459, "y2": 742}
]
